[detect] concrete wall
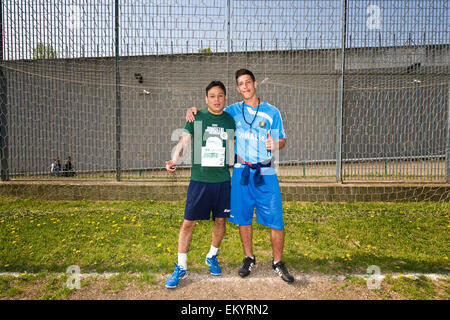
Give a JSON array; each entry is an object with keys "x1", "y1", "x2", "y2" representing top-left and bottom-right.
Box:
[
  {"x1": 1, "y1": 182, "x2": 449, "y2": 203},
  {"x1": 3, "y1": 44, "x2": 448, "y2": 174}
]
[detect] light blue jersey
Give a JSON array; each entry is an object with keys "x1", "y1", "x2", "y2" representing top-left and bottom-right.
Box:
[
  {"x1": 226, "y1": 100, "x2": 286, "y2": 230},
  {"x1": 225, "y1": 100, "x2": 286, "y2": 164}
]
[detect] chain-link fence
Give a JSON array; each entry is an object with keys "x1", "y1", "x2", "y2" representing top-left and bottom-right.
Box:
[{"x1": 0, "y1": 0, "x2": 448, "y2": 183}]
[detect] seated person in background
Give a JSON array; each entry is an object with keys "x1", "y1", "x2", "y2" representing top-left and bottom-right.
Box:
[
  {"x1": 50, "y1": 156, "x2": 62, "y2": 177},
  {"x1": 63, "y1": 156, "x2": 75, "y2": 177}
]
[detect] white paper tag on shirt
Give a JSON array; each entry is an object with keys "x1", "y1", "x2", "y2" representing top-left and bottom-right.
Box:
[{"x1": 201, "y1": 146, "x2": 225, "y2": 167}]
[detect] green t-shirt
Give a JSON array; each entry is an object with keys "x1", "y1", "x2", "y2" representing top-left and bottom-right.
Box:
[{"x1": 184, "y1": 109, "x2": 235, "y2": 183}]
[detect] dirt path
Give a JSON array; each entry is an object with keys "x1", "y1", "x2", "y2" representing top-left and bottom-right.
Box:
[
  {"x1": 3, "y1": 262, "x2": 448, "y2": 300},
  {"x1": 69, "y1": 262, "x2": 403, "y2": 300}
]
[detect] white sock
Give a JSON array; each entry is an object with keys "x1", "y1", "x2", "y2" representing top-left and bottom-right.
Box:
[
  {"x1": 206, "y1": 245, "x2": 219, "y2": 258},
  {"x1": 178, "y1": 253, "x2": 187, "y2": 270}
]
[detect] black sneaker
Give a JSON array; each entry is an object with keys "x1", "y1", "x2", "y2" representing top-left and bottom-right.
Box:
[
  {"x1": 238, "y1": 256, "x2": 256, "y2": 278},
  {"x1": 272, "y1": 260, "x2": 294, "y2": 283}
]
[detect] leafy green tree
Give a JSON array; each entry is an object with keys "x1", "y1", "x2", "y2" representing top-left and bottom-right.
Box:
[
  {"x1": 33, "y1": 42, "x2": 57, "y2": 59},
  {"x1": 198, "y1": 47, "x2": 212, "y2": 54}
]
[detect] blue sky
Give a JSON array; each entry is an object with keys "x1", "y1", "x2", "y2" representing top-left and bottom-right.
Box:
[{"x1": 2, "y1": 0, "x2": 448, "y2": 60}]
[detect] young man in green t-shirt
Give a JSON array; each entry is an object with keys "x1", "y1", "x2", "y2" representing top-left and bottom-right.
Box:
[{"x1": 164, "y1": 81, "x2": 235, "y2": 289}]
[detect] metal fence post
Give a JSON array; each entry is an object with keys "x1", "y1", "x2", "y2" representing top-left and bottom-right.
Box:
[
  {"x1": 446, "y1": 80, "x2": 450, "y2": 183},
  {"x1": 336, "y1": 0, "x2": 347, "y2": 183},
  {"x1": 0, "y1": 0, "x2": 8, "y2": 181},
  {"x1": 115, "y1": 0, "x2": 122, "y2": 181},
  {"x1": 226, "y1": 0, "x2": 231, "y2": 90},
  {"x1": 336, "y1": 77, "x2": 343, "y2": 183}
]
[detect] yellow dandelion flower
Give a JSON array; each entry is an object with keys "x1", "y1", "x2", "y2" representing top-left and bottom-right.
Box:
[{"x1": 157, "y1": 243, "x2": 162, "y2": 247}]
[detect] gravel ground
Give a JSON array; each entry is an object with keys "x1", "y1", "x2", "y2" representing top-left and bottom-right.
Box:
[{"x1": 67, "y1": 262, "x2": 405, "y2": 300}]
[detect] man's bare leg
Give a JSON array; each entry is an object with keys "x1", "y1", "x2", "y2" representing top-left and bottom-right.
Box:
[
  {"x1": 239, "y1": 225, "x2": 254, "y2": 258},
  {"x1": 211, "y1": 218, "x2": 226, "y2": 248},
  {"x1": 178, "y1": 220, "x2": 195, "y2": 254},
  {"x1": 270, "y1": 228, "x2": 285, "y2": 262}
]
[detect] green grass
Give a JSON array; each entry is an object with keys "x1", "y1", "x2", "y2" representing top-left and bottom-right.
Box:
[
  {"x1": 383, "y1": 275, "x2": 450, "y2": 300},
  {"x1": 337, "y1": 275, "x2": 450, "y2": 300},
  {"x1": 0, "y1": 197, "x2": 449, "y2": 276}
]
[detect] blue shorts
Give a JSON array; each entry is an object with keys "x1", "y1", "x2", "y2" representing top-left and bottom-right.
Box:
[
  {"x1": 229, "y1": 165, "x2": 284, "y2": 230},
  {"x1": 184, "y1": 180, "x2": 231, "y2": 221}
]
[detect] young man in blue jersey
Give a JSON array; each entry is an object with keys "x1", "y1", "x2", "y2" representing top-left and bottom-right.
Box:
[{"x1": 186, "y1": 69, "x2": 294, "y2": 283}]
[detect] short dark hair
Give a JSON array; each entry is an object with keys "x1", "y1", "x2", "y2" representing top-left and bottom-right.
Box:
[
  {"x1": 235, "y1": 69, "x2": 256, "y2": 83},
  {"x1": 205, "y1": 81, "x2": 226, "y2": 96}
]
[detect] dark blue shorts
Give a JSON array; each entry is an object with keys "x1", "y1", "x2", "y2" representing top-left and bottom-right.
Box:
[{"x1": 184, "y1": 180, "x2": 231, "y2": 221}]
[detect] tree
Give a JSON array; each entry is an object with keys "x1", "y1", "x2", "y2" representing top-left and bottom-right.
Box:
[
  {"x1": 33, "y1": 42, "x2": 57, "y2": 59},
  {"x1": 198, "y1": 47, "x2": 212, "y2": 54}
]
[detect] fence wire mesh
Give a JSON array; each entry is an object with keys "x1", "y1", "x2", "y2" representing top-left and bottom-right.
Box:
[{"x1": 0, "y1": 0, "x2": 448, "y2": 185}]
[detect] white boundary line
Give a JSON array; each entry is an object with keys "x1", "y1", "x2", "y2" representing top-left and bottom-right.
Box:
[{"x1": 0, "y1": 272, "x2": 448, "y2": 281}]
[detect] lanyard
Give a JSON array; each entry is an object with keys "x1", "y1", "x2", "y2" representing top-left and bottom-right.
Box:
[{"x1": 241, "y1": 98, "x2": 261, "y2": 132}]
